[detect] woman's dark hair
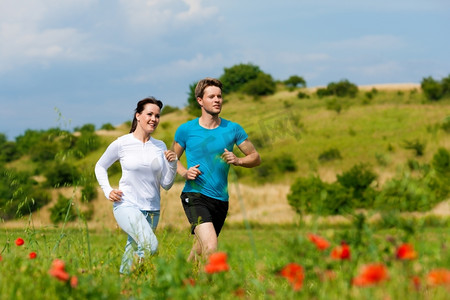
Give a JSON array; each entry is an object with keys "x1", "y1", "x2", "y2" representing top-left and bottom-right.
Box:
[{"x1": 129, "y1": 97, "x2": 163, "y2": 133}]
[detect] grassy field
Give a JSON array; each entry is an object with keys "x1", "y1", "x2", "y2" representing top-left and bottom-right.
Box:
[
  {"x1": 1, "y1": 217, "x2": 450, "y2": 299},
  {"x1": 1, "y1": 84, "x2": 449, "y2": 299}
]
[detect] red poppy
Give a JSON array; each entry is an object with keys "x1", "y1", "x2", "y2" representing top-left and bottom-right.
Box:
[
  {"x1": 426, "y1": 269, "x2": 450, "y2": 286},
  {"x1": 15, "y1": 238, "x2": 25, "y2": 246},
  {"x1": 331, "y1": 242, "x2": 351, "y2": 260},
  {"x1": 0, "y1": 254, "x2": 2, "y2": 261},
  {"x1": 396, "y1": 243, "x2": 417, "y2": 260},
  {"x1": 411, "y1": 275, "x2": 421, "y2": 290},
  {"x1": 29, "y1": 252, "x2": 37, "y2": 259},
  {"x1": 307, "y1": 234, "x2": 330, "y2": 251},
  {"x1": 204, "y1": 252, "x2": 230, "y2": 274},
  {"x1": 352, "y1": 263, "x2": 389, "y2": 287},
  {"x1": 70, "y1": 276, "x2": 78, "y2": 288},
  {"x1": 49, "y1": 259, "x2": 70, "y2": 282},
  {"x1": 279, "y1": 263, "x2": 304, "y2": 291},
  {"x1": 182, "y1": 278, "x2": 196, "y2": 286}
]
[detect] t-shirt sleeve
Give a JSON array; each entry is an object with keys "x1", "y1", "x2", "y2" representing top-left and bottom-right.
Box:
[
  {"x1": 174, "y1": 123, "x2": 187, "y2": 149},
  {"x1": 234, "y1": 122, "x2": 248, "y2": 145}
]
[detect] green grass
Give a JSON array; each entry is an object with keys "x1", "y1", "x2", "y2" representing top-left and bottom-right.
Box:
[{"x1": 1, "y1": 214, "x2": 449, "y2": 299}]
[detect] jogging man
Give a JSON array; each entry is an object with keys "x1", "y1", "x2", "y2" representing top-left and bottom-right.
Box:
[{"x1": 172, "y1": 77, "x2": 261, "y2": 262}]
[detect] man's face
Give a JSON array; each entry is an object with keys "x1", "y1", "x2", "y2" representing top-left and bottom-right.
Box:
[{"x1": 198, "y1": 86, "x2": 222, "y2": 115}]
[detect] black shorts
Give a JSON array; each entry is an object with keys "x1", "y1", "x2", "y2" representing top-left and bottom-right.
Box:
[{"x1": 181, "y1": 192, "x2": 229, "y2": 236}]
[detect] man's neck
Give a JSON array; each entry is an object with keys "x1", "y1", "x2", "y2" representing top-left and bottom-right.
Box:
[{"x1": 199, "y1": 114, "x2": 221, "y2": 129}]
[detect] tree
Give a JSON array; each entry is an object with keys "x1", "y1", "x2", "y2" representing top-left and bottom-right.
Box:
[
  {"x1": 186, "y1": 81, "x2": 201, "y2": 117},
  {"x1": 240, "y1": 73, "x2": 276, "y2": 96},
  {"x1": 421, "y1": 76, "x2": 443, "y2": 101},
  {"x1": 284, "y1": 75, "x2": 306, "y2": 89},
  {"x1": 219, "y1": 63, "x2": 262, "y2": 94}
]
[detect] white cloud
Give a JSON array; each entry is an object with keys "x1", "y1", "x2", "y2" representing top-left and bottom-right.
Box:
[
  {"x1": 0, "y1": 0, "x2": 106, "y2": 72},
  {"x1": 122, "y1": 52, "x2": 224, "y2": 83},
  {"x1": 118, "y1": 0, "x2": 219, "y2": 34}
]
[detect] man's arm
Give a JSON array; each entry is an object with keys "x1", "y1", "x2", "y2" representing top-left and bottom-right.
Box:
[
  {"x1": 172, "y1": 141, "x2": 202, "y2": 180},
  {"x1": 222, "y1": 139, "x2": 261, "y2": 168}
]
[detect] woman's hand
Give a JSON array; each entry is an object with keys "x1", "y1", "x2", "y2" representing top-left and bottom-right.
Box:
[
  {"x1": 108, "y1": 189, "x2": 123, "y2": 202},
  {"x1": 164, "y1": 150, "x2": 178, "y2": 162}
]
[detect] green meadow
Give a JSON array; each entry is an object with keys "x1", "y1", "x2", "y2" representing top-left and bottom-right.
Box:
[{"x1": 1, "y1": 83, "x2": 450, "y2": 299}]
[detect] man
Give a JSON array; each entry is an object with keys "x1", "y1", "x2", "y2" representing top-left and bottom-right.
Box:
[{"x1": 172, "y1": 77, "x2": 261, "y2": 262}]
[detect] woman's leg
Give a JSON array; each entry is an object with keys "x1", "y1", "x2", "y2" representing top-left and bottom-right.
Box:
[{"x1": 113, "y1": 206, "x2": 159, "y2": 274}]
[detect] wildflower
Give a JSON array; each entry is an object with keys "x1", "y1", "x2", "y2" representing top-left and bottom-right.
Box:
[
  {"x1": 279, "y1": 263, "x2": 304, "y2": 291},
  {"x1": 204, "y1": 252, "x2": 230, "y2": 274},
  {"x1": 426, "y1": 269, "x2": 450, "y2": 286},
  {"x1": 0, "y1": 254, "x2": 2, "y2": 261},
  {"x1": 49, "y1": 259, "x2": 70, "y2": 282},
  {"x1": 70, "y1": 276, "x2": 78, "y2": 288},
  {"x1": 352, "y1": 263, "x2": 389, "y2": 287},
  {"x1": 331, "y1": 242, "x2": 351, "y2": 260},
  {"x1": 396, "y1": 243, "x2": 417, "y2": 260},
  {"x1": 411, "y1": 275, "x2": 421, "y2": 290},
  {"x1": 182, "y1": 278, "x2": 196, "y2": 286},
  {"x1": 29, "y1": 252, "x2": 37, "y2": 259},
  {"x1": 15, "y1": 238, "x2": 25, "y2": 246},
  {"x1": 307, "y1": 233, "x2": 330, "y2": 251}
]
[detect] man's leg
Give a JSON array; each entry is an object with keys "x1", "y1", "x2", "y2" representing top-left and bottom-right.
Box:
[{"x1": 188, "y1": 222, "x2": 217, "y2": 262}]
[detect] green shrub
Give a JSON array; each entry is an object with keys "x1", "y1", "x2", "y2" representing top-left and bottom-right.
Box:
[
  {"x1": 336, "y1": 163, "x2": 377, "y2": 207},
  {"x1": 74, "y1": 132, "x2": 101, "y2": 157},
  {"x1": 45, "y1": 161, "x2": 81, "y2": 187},
  {"x1": 240, "y1": 73, "x2": 276, "y2": 96},
  {"x1": 441, "y1": 116, "x2": 450, "y2": 133},
  {"x1": 297, "y1": 91, "x2": 310, "y2": 99},
  {"x1": 318, "y1": 148, "x2": 342, "y2": 162},
  {"x1": 374, "y1": 174, "x2": 438, "y2": 212},
  {"x1": 50, "y1": 194, "x2": 76, "y2": 224},
  {"x1": 100, "y1": 123, "x2": 115, "y2": 130},
  {"x1": 274, "y1": 154, "x2": 297, "y2": 172},
  {"x1": 402, "y1": 139, "x2": 426, "y2": 156},
  {"x1": 287, "y1": 176, "x2": 353, "y2": 215},
  {"x1": 325, "y1": 98, "x2": 342, "y2": 114}
]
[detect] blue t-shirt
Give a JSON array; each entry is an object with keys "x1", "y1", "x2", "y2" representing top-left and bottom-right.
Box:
[{"x1": 174, "y1": 118, "x2": 248, "y2": 201}]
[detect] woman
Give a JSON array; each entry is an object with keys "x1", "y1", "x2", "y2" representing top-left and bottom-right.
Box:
[{"x1": 95, "y1": 97, "x2": 177, "y2": 274}]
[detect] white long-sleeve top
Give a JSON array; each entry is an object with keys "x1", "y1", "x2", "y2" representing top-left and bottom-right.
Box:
[{"x1": 94, "y1": 133, "x2": 177, "y2": 211}]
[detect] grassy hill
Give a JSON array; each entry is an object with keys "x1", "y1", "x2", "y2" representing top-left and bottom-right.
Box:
[{"x1": 3, "y1": 83, "x2": 450, "y2": 229}]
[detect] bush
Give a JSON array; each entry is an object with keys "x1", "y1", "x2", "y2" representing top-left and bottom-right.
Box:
[
  {"x1": 240, "y1": 73, "x2": 276, "y2": 96},
  {"x1": 317, "y1": 79, "x2": 358, "y2": 98},
  {"x1": 402, "y1": 139, "x2": 426, "y2": 156},
  {"x1": 45, "y1": 161, "x2": 81, "y2": 187},
  {"x1": 336, "y1": 163, "x2": 378, "y2": 207},
  {"x1": 297, "y1": 91, "x2": 310, "y2": 99},
  {"x1": 161, "y1": 105, "x2": 179, "y2": 115},
  {"x1": 287, "y1": 176, "x2": 353, "y2": 215},
  {"x1": 318, "y1": 148, "x2": 342, "y2": 162},
  {"x1": 50, "y1": 194, "x2": 76, "y2": 224},
  {"x1": 374, "y1": 174, "x2": 439, "y2": 212},
  {"x1": 274, "y1": 154, "x2": 297, "y2": 172},
  {"x1": 220, "y1": 63, "x2": 262, "y2": 94},
  {"x1": 100, "y1": 123, "x2": 115, "y2": 130},
  {"x1": 74, "y1": 132, "x2": 101, "y2": 157},
  {"x1": 284, "y1": 75, "x2": 306, "y2": 89},
  {"x1": 441, "y1": 116, "x2": 450, "y2": 133},
  {"x1": 421, "y1": 76, "x2": 444, "y2": 101}
]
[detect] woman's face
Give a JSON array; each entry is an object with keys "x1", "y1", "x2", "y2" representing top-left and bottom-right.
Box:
[{"x1": 136, "y1": 103, "x2": 161, "y2": 134}]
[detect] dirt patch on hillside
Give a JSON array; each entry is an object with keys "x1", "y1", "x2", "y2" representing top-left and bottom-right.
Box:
[{"x1": 3, "y1": 182, "x2": 449, "y2": 230}]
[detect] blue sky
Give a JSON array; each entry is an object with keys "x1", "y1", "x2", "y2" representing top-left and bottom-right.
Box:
[{"x1": 1, "y1": 0, "x2": 449, "y2": 140}]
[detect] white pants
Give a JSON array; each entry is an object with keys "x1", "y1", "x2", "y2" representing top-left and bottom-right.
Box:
[{"x1": 113, "y1": 205, "x2": 160, "y2": 274}]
